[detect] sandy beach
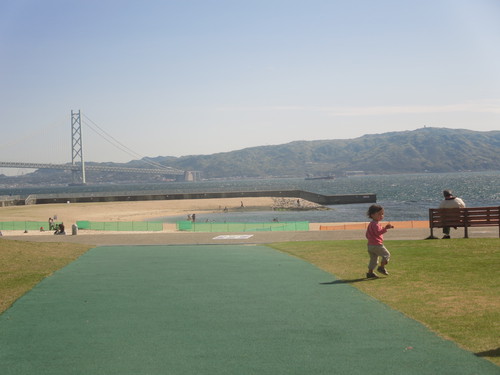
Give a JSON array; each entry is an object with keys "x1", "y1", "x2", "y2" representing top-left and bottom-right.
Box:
[
  {"x1": 0, "y1": 197, "x2": 337, "y2": 238},
  {"x1": 2, "y1": 197, "x2": 333, "y2": 234},
  {"x1": 0, "y1": 197, "x2": 277, "y2": 224}
]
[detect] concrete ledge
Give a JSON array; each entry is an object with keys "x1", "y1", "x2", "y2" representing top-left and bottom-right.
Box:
[{"x1": 20, "y1": 190, "x2": 376, "y2": 206}]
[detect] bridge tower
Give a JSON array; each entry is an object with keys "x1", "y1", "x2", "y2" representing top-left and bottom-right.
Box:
[{"x1": 71, "y1": 110, "x2": 86, "y2": 184}]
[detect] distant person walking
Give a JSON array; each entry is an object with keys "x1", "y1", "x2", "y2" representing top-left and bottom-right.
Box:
[
  {"x1": 439, "y1": 190, "x2": 466, "y2": 239},
  {"x1": 365, "y1": 204, "x2": 394, "y2": 278}
]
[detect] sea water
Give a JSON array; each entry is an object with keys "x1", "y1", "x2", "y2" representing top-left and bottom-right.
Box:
[
  {"x1": 1, "y1": 171, "x2": 499, "y2": 223},
  {"x1": 159, "y1": 171, "x2": 499, "y2": 223}
]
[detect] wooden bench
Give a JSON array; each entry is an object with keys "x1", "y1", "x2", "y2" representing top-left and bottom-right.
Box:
[{"x1": 428, "y1": 206, "x2": 500, "y2": 238}]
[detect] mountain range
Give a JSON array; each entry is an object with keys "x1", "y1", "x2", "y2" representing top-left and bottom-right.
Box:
[
  {"x1": 1, "y1": 127, "x2": 499, "y2": 185},
  {"x1": 145, "y1": 127, "x2": 500, "y2": 178}
]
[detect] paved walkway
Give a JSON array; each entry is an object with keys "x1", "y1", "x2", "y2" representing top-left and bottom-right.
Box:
[
  {"x1": 1, "y1": 244, "x2": 498, "y2": 374},
  {"x1": 4, "y1": 225, "x2": 498, "y2": 246}
]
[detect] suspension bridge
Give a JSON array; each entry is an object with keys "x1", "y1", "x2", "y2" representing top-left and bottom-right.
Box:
[{"x1": 0, "y1": 111, "x2": 199, "y2": 183}]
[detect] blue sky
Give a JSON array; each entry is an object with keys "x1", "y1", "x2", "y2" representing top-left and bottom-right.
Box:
[{"x1": 1, "y1": 0, "x2": 499, "y2": 172}]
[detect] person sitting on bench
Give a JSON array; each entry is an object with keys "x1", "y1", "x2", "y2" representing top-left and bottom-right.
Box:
[{"x1": 439, "y1": 190, "x2": 466, "y2": 239}]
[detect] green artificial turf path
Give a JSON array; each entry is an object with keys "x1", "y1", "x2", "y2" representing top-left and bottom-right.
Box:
[{"x1": 0, "y1": 245, "x2": 498, "y2": 374}]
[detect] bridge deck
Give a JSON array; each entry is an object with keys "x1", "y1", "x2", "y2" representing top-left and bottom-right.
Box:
[{"x1": 0, "y1": 161, "x2": 184, "y2": 174}]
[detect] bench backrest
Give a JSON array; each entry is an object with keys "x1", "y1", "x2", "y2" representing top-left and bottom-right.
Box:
[{"x1": 429, "y1": 206, "x2": 500, "y2": 228}]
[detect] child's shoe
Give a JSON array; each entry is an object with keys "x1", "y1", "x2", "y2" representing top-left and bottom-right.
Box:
[
  {"x1": 366, "y1": 272, "x2": 378, "y2": 278},
  {"x1": 377, "y1": 266, "x2": 389, "y2": 275}
]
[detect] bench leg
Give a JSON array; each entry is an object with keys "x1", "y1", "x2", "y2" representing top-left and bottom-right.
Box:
[{"x1": 426, "y1": 227, "x2": 438, "y2": 239}]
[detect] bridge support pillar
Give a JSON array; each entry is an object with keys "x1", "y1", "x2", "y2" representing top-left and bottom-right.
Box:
[
  {"x1": 71, "y1": 110, "x2": 86, "y2": 184},
  {"x1": 184, "y1": 171, "x2": 201, "y2": 181}
]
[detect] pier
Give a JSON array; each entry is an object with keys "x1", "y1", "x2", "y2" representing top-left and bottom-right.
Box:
[{"x1": 4, "y1": 190, "x2": 376, "y2": 206}]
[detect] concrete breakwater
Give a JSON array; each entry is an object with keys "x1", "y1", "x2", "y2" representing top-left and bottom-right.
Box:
[{"x1": 13, "y1": 190, "x2": 376, "y2": 206}]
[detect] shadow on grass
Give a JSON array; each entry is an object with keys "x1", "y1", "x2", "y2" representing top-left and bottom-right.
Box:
[
  {"x1": 475, "y1": 347, "x2": 500, "y2": 358},
  {"x1": 320, "y1": 278, "x2": 381, "y2": 285}
]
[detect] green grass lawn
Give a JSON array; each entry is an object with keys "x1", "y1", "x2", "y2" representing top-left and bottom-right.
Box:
[
  {"x1": 269, "y1": 238, "x2": 500, "y2": 366},
  {"x1": 0, "y1": 239, "x2": 93, "y2": 313}
]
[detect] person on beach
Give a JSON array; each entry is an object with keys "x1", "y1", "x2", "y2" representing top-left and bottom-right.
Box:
[
  {"x1": 439, "y1": 189, "x2": 466, "y2": 239},
  {"x1": 54, "y1": 222, "x2": 65, "y2": 235},
  {"x1": 365, "y1": 204, "x2": 394, "y2": 278}
]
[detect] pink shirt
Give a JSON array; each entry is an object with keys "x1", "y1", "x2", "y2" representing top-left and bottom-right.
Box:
[{"x1": 366, "y1": 220, "x2": 387, "y2": 245}]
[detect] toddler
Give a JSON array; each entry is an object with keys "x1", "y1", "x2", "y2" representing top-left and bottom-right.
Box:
[{"x1": 365, "y1": 204, "x2": 394, "y2": 278}]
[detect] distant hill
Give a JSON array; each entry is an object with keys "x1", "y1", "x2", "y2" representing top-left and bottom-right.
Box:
[
  {"x1": 1, "y1": 127, "x2": 499, "y2": 185},
  {"x1": 146, "y1": 127, "x2": 500, "y2": 178}
]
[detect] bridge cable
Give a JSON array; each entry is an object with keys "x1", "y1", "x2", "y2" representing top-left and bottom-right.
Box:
[{"x1": 82, "y1": 115, "x2": 174, "y2": 171}]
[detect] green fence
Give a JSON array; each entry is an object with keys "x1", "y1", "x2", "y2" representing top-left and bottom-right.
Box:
[
  {"x1": 176, "y1": 221, "x2": 309, "y2": 232},
  {"x1": 76, "y1": 221, "x2": 163, "y2": 231},
  {"x1": 0, "y1": 221, "x2": 51, "y2": 231},
  {"x1": 1, "y1": 221, "x2": 306, "y2": 233}
]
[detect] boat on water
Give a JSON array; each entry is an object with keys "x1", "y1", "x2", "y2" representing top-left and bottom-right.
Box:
[{"x1": 304, "y1": 175, "x2": 335, "y2": 181}]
